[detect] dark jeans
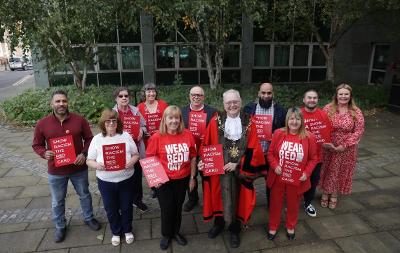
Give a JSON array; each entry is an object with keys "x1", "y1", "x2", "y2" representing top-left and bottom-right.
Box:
[
  {"x1": 156, "y1": 176, "x2": 189, "y2": 237},
  {"x1": 132, "y1": 162, "x2": 143, "y2": 204},
  {"x1": 98, "y1": 175, "x2": 134, "y2": 236},
  {"x1": 303, "y1": 163, "x2": 322, "y2": 206}
]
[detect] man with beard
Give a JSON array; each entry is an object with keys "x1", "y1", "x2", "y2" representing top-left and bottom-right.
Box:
[
  {"x1": 181, "y1": 86, "x2": 217, "y2": 212},
  {"x1": 244, "y1": 82, "x2": 286, "y2": 205},
  {"x1": 300, "y1": 89, "x2": 332, "y2": 217},
  {"x1": 32, "y1": 90, "x2": 100, "y2": 243}
]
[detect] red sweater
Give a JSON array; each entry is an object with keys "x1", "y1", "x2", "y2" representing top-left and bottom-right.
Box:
[
  {"x1": 32, "y1": 113, "x2": 93, "y2": 175},
  {"x1": 267, "y1": 129, "x2": 319, "y2": 194},
  {"x1": 301, "y1": 107, "x2": 332, "y2": 162},
  {"x1": 146, "y1": 129, "x2": 196, "y2": 179}
]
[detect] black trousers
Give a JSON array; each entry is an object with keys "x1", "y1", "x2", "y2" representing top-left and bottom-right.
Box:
[
  {"x1": 132, "y1": 162, "x2": 143, "y2": 204},
  {"x1": 214, "y1": 216, "x2": 241, "y2": 234},
  {"x1": 157, "y1": 176, "x2": 189, "y2": 237},
  {"x1": 186, "y1": 177, "x2": 199, "y2": 202},
  {"x1": 303, "y1": 163, "x2": 322, "y2": 206}
]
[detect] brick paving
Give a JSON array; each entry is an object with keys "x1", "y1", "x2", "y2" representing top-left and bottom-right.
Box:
[{"x1": 0, "y1": 111, "x2": 399, "y2": 252}]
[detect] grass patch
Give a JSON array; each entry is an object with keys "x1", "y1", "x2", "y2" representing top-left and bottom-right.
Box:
[{"x1": 0, "y1": 83, "x2": 390, "y2": 126}]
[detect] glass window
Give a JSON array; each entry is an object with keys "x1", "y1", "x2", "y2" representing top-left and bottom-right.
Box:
[
  {"x1": 223, "y1": 45, "x2": 240, "y2": 67},
  {"x1": 372, "y1": 45, "x2": 390, "y2": 70},
  {"x1": 291, "y1": 69, "x2": 309, "y2": 82},
  {"x1": 370, "y1": 71, "x2": 386, "y2": 84},
  {"x1": 179, "y1": 46, "x2": 197, "y2": 68},
  {"x1": 156, "y1": 45, "x2": 175, "y2": 68},
  {"x1": 274, "y1": 45, "x2": 290, "y2": 66},
  {"x1": 121, "y1": 46, "x2": 141, "y2": 70},
  {"x1": 272, "y1": 69, "x2": 290, "y2": 82},
  {"x1": 254, "y1": 45, "x2": 270, "y2": 67},
  {"x1": 293, "y1": 45, "x2": 309, "y2": 66},
  {"x1": 97, "y1": 47, "x2": 118, "y2": 70},
  {"x1": 312, "y1": 45, "x2": 326, "y2": 66}
]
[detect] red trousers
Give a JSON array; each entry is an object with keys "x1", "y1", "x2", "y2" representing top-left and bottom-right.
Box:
[{"x1": 268, "y1": 180, "x2": 301, "y2": 231}]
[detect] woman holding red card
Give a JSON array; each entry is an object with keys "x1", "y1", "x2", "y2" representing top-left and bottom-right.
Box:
[
  {"x1": 266, "y1": 107, "x2": 318, "y2": 241},
  {"x1": 146, "y1": 106, "x2": 197, "y2": 250},
  {"x1": 86, "y1": 109, "x2": 139, "y2": 246}
]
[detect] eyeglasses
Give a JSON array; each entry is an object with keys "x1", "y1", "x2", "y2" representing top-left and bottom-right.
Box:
[
  {"x1": 190, "y1": 93, "x2": 204, "y2": 98},
  {"x1": 105, "y1": 119, "x2": 117, "y2": 124},
  {"x1": 118, "y1": 95, "x2": 129, "y2": 98},
  {"x1": 224, "y1": 100, "x2": 240, "y2": 106}
]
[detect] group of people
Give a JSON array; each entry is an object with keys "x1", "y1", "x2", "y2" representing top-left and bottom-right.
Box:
[{"x1": 32, "y1": 81, "x2": 364, "y2": 250}]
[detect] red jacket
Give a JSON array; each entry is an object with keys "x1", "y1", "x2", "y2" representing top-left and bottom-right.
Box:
[{"x1": 267, "y1": 129, "x2": 319, "y2": 194}]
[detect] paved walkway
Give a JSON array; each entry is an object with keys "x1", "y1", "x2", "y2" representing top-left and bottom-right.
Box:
[{"x1": 0, "y1": 111, "x2": 400, "y2": 253}]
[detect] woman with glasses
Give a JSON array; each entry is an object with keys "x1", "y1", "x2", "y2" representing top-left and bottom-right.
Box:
[
  {"x1": 113, "y1": 87, "x2": 148, "y2": 212},
  {"x1": 146, "y1": 106, "x2": 197, "y2": 250},
  {"x1": 86, "y1": 109, "x2": 139, "y2": 246},
  {"x1": 266, "y1": 107, "x2": 318, "y2": 241}
]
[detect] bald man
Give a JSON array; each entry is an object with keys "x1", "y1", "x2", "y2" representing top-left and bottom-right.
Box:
[{"x1": 181, "y1": 86, "x2": 217, "y2": 212}]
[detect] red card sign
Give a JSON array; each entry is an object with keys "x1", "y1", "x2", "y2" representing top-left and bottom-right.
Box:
[
  {"x1": 49, "y1": 135, "x2": 76, "y2": 167},
  {"x1": 253, "y1": 115, "x2": 273, "y2": 141},
  {"x1": 188, "y1": 111, "x2": 207, "y2": 139},
  {"x1": 201, "y1": 144, "x2": 224, "y2": 176},
  {"x1": 278, "y1": 140, "x2": 304, "y2": 186},
  {"x1": 139, "y1": 156, "x2": 170, "y2": 187},
  {"x1": 123, "y1": 115, "x2": 140, "y2": 140},
  {"x1": 146, "y1": 112, "x2": 162, "y2": 135},
  {"x1": 102, "y1": 143, "x2": 126, "y2": 171}
]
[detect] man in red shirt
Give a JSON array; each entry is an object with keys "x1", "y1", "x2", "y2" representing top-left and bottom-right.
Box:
[
  {"x1": 181, "y1": 86, "x2": 217, "y2": 212},
  {"x1": 32, "y1": 90, "x2": 100, "y2": 243},
  {"x1": 300, "y1": 89, "x2": 332, "y2": 217}
]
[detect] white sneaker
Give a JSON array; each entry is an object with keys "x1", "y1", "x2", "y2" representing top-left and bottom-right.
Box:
[
  {"x1": 111, "y1": 235, "x2": 120, "y2": 246},
  {"x1": 304, "y1": 204, "x2": 317, "y2": 217},
  {"x1": 125, "y1": 232, "x2": 135, "y2": 244}
]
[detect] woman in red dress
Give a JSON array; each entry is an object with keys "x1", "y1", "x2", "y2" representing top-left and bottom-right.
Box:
[
  {"x1": 267, "y1": 107, "x2": 318, "y2": 240},
  {"x1": 146, "y1": 106, "x2": 197, "y2": 250},
  {"x1": 319, "y1": 84, "x2": 364, "y2": 209}
]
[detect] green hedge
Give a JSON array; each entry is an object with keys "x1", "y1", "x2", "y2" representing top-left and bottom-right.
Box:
[{"x1": 0, "y1": 83, "x2": 390, "y2": 126}]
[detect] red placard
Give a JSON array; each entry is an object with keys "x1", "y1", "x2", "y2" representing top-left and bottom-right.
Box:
[
  {"x1": 146, "y1": 112, "x2": 162, "y2": 135},
  {"x1": 278, "y1": 140, "x2": 304, "y2": 186},
  {"x1": 188, "y1": 111, "x2": 207, "y2": 139},
  {"x1": 49, "y1": 135, "x2": 77, "y2": 167},
  {"x1": 123, "y1": 115, "x2": 140, "y2": 140},
  {"x1": 139, "y1": 156, "x2": 170, "y2": 187},
  {"x1": 201, "y1": 144, "x2": 224, "y2": 176},
  {"x1": 253, "y1": 115, "x2": 273, "y2": 141},
  {"x1": 102, "y1": 143, "x2": 126, "y2": 171}
]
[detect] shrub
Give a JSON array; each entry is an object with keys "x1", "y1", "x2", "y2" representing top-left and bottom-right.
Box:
[{"x1": 0, "y1": 83, "x2": 390, "y2": 126}]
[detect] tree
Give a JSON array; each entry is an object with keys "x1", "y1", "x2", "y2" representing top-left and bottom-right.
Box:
[
  {"x1": 141, "y1": 0, "x2": 266, "y2": 89},
  {"x1": 0, "y1": 0, "x2": 138, "y2": 90}
]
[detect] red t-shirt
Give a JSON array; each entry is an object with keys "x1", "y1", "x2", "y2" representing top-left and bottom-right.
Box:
[
  {"x1": 137, "y1": 99, "x2": 168, "y2": 136},
  {"x1": 146, "y1": 129, "x2": 196, "y2": 179},
  {"x1": 301, "y1": 107, "x2": 332, "y2": 162}
]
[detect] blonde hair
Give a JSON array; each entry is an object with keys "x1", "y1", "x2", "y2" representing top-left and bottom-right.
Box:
[
  {"x1": 159, "y1": 105, "x2": 185, "y2": 135},
  {"x1": 283, "y1": 107, "x2": 308, "y2": 139},
  {"x1": 328, "y1": 83, "x2": 358, "y2": 119}
]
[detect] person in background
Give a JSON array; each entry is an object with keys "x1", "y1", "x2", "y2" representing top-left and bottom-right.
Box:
[
  {"x1": 266, "y1": 107, "x2": 318, "y2": 241},
  {"x1": 32, "y1": 90, "x2": 100, "y2": 243},
  {"x1": 113, "y1": 87, "x2": 148, "y2": 212},
  {"x1": 87, "y1": 109, "x2": 139, "y2": 246},
  {"x1": 300, "y1": 89, "x2": 332, "y2": 217},
  {"x1": 146, "y1": 106, "x2": 197, "y2": 250},
  {"x1": 181, "y1": 85, "x2": 217, "y2": 212},
  {"x1": 319, "y1": 84, "x2": 364, "y2": 209}
]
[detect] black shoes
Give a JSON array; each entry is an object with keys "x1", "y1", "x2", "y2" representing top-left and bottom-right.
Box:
[
  {"x1": 183, "y1": 199, "x2": 198, "y2": 212},
  {"x1": 267, "y1": 231, "x2": 277, "y2": 240},
  {"x1": 54, "y1": 227, "x2": 66, "y2": 243},
  {"x1": 208, "y1": 225, "x2": 224, "y2": 239},
  {"x1": 286, "y1": 231, "x2": 295, "y2": 240},
  {"x1": 174, "y1": 233, "x2": 188, "y2": 246},
  {"x1": 230, "y1": 233, "x2": 240, "y2": 248},
  {"x1": 151, "y1": 189, "x2": 157, "y2": 198},
  {"x1": 85, "y1": 218, "x2": 101, "y2": 231},
  {"x1": 133, "y1": 201, "x2": 148, "y2": 212},
  {"x1": 160, "y1": 236, "x2": 171, "y2": 250}
]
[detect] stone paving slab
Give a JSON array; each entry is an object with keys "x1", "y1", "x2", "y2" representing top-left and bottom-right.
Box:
[
  {"x1": 356, "y1": 191, "x2": 400, "y2": 209},
  {"x1": 17, "y1": 185, "x2": 51, "y2": 198},
  {"x1": 4, "y1": 167, "x2": 33, "y2": 177},
  {"x1": 334, "y1": 232, "x2": 400, "y2": 253},
  {"x1": 171, "y1": 233, "x2": 227, "y2": 253},
  {"x1": 261, "y1": 241, "x2": 343, "y2": 253},
  {"x1": 0, "y1": 175, "x2": 41, "y2": 188},
  {"x1": 37, "y1": 250, "x2": 69, "y2": 253},
  {"x1": 0, "y1": 198, "x2": 31, "y2": 210},
  {"x1": 227, "y1": 225, "x2": 275, "y2": 252},
  {"x1": 0, "y1": 186, "x2": 23, "y2": 200},
  {"x1": 37, "y1": 225, "x2": 104, "y2": 251},
  {"x1": 120, "y1": 238, "x2": 172, "y2": 253},
  {"x1": 0, "y1": 229, "x2": 46, "y2": 253},
  {"x1": 383, "y1": 162, "x2": 400, "y2": 176},
  {"x1": 267, "y1": 222, "x2": 319, "y2": 248},
  {"x1": 350, "y1": 180, "x2": 377, "y2": 193},
  {"x1": 0, "y1": 222, "x2": 29, "y2": 233},
  {"x1": 306, "y1": 213, "x2": 374, "y2": 240},
  {"x1": 368, "y1": 176, "x2": 400, "y2": 190},
  {"x1": 70, "y1": 244, "x2": 120, "y2": 253},
  {"x1": 359, "y1": 207, "x2": 400, "y2": 231}
]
